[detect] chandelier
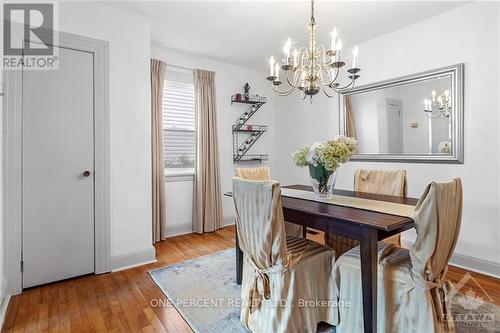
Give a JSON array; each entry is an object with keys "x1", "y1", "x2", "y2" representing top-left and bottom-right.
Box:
[
  {"x1": 424, "y1": 90, "x2": 452, "y2": 118},
  {"x1": 266, "y1": 0, "x2": 361, "y2": 101}
]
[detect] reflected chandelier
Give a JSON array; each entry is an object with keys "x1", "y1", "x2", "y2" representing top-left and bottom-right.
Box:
[
  {"x1": 266, "y1": 0, "x2": 362, "y2": 101},
  {"x1": 424, "y1": 90, "x2": 452, "y2": 118}
]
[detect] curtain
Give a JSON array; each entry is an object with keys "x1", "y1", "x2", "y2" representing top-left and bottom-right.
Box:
[
  {"x1": 344, "y1": 96, "x2": 357, "y2": 138},
  {"x1": 193, "y1": 69, "x2": 223, "y2": 234},
  {"x1": 151, "y1": 59, "x2": 167, "y2": 243}
]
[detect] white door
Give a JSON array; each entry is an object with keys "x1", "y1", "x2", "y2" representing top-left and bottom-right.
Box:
[
  {"x1": 22, "y1": 46, "x2": 95, "y2": 288},
  {"x1": 385, "y1": 99, "x2": 404, "y2": 154}
]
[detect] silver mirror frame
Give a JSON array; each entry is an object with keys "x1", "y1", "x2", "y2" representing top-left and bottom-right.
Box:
[{"x1": 339, "y1": 63, "x2": 464, "y2": 164}]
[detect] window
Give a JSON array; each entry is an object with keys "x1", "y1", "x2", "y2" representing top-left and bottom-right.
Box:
[{"x1": 162, "y1": 75, "x2": 196, "y2": 174}]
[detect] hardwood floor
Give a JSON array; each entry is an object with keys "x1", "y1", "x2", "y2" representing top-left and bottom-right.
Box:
[{"x1": 2, "y1": 226, "x2": 499, "y2": 332}]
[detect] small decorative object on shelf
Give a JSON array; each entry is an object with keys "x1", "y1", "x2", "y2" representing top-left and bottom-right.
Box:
[
  {"x1": 292, "y1": 136, "x2": 357, "y2": 199},
  {"x1": 231, "y1": 85, "x2": 268, "y2": 162},
  {"x1": 244, "y1": 83, "x2": 251, "y2": 99}
]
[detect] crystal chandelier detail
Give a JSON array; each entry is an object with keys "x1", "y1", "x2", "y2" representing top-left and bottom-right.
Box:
[
  {"x1": 424, "y1": 90, "x2": 452, "y2": 118},
  {"x1": 266, "y1": 0, "x2": 361, "y2": 101}
]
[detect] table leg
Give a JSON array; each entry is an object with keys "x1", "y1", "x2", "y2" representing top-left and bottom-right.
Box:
[
  {"x1": 235, "y1": 226, "x2": 243, "y2": 285},
  {"x1": 360, "y1": 228, "x2": 378, "y2": 333}
]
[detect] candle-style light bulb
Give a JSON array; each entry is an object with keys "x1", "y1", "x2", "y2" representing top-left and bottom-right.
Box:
[
  {"x1": 432, "y1": 90, "x2": 436, "y2": 102},
  {"x1": 330, "y1": 28, "x2": 338, "y2": 51},
  {"x1": 283, "y1": 38, "x2": 292, "y2": 65},
  {"x1": 335, "y1": 38, "x2": 343, "y2": 52},
  {"x1": 293, "y1": 49, "x2": 298, "y2": 67},
  {"x1": 352, "y1": 46, "x2": 359, "y2": 68},
  {"x1": 275, "y1": 63, "x2": 280, "y2": 81},
  {"x1": 269, "y1": 56, "x2": 275, "y2": 77}
]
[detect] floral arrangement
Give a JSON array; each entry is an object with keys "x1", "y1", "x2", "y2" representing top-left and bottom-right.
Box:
[{"x1": 292, "y1": 136, "x2": 357, "y2": 197}]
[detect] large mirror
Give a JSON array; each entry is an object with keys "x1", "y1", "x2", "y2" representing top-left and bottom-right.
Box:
[{"x1": 340, "y1": 64, "x2": 463, "y2": 163}]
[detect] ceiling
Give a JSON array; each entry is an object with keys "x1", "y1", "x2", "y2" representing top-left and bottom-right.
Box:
[{"x1": 102, "y1": 1, "x2": 468, "y2": 71}]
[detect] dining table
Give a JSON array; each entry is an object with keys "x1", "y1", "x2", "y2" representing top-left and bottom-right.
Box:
[{"x1": 224, "y1": 184, "x2": 418, "y2": 333}]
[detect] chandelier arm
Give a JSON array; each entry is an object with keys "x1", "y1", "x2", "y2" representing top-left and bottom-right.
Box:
[
  {"x1": 272, "y1": 84, "x2": 295, "y2": 96},
  {"x1": 286, "y1": 70, "x2": 302, "y2": 88},
  {"x1": 322, "y1": 87, "x2": 337, "y2": 98},
  {"x1": 323, "y1": 67, "x2": 340, "y2": 86},
  {"x1": 330, "y1": 76, "x2": 357, "y2": 92}
]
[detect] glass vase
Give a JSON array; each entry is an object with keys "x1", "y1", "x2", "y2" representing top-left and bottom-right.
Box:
[{"x1": 308, "y1": 164, "x2": 337, "y2": 199}]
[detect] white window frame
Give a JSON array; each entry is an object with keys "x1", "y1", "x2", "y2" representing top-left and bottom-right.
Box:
[{"x1": 162, "y1": 75, "x2": 196, "y2": 178}]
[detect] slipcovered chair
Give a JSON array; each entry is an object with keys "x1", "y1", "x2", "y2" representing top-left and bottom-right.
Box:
[
  {"x1": 232, "y1": 177, "x2": 338, "y2": 333},
  {"x1": 235, "y1": 167, "x2": 303, "y2": 237},
  {"x1": 235, "y1": 166, "x2": 272, "y2": 181},
  {"x1": 333, "y1": 178, "x2": 463, "y2": 333},
  {"x1": 325, "y1": 169, "x2": 407, "y2": 255}
]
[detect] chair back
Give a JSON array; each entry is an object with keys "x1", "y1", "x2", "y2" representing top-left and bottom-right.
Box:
[
  {"x1": 235, "y1": 167, "x2": 271, "y2": 181},
  {"x1": 232, "y1": 177, "x2": 287, "y2": 270},
  {"x1": 354, "y1": 169, "x2": 407, "y2": 197},
  {"x1": 410, "y1": 178, "x2": 463, "y2": 281}
]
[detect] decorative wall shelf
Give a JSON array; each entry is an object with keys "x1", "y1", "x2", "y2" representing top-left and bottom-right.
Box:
[{"x1": 231, "y1": 93, "x2": 268, "y2": 162}]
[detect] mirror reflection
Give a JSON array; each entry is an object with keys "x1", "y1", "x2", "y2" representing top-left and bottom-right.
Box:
[{"x1": 345, "y1": 75, "x2": 453, "y2": 156}]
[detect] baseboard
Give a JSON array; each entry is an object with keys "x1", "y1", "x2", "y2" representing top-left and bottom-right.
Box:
[
  {"x1": 449, "y1": 253, "x2": 500, "y2": 279},
  {"x1": 110, "y1": 247, "x2": 157, "y2": 272},
  {"x1": 223, "y1": 216, "x2": 235, "y2": 227},
  {"x1": 165, "y1": 223, "x2": 193, "y2": 238},
  {"x1": 0, "y1": 277, "x2": 10, "y2": 329},
  {"x1": 401, "y1": 239, "x2": 500, "y2": 278}
]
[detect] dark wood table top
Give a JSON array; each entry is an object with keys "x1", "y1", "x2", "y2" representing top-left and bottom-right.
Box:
[{"x1": 225, "y1": 184, "x2": 419, "y2": 232}]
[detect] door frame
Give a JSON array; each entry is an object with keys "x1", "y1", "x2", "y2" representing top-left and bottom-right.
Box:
[{"x1": 3, "y1": 29, "x2": 110, "y2": 294}]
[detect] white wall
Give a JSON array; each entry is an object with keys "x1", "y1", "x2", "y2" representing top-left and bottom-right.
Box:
[
  {"x1": 273, "y1": 2, "x2": 500, "y2": 275},
  {"x1": 165, "y1": 176, "x2": 194, "y2": 237},
  {"x1": 274, "y1": 90, "x2": 339, "y2": 186},
  {"x1": 58, "y1": 2, "x2": 154, "y2": 262},
  {"x1": 152, "y1": 46, "x2": 276, "y2": 234}
]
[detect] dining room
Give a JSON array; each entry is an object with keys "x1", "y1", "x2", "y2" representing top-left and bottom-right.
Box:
[{"x1": 1, "y1": 1, "x2": 499, "y2": 333}]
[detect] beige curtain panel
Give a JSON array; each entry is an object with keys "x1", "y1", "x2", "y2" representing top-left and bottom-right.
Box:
[
  {"x1": 344, "y1": 96, "x2": 357, "y2": 138},
  {"x1": 333, "y1": 178, "x2": 463, "y2": 333},
  {"x1": 325, "y1": 169, "x2": 407, "y2": 254},
  {"x1": 151, "y1": 59, "x2": 167, "y2": 243},
  {"x1": 193, "y1": 69, "x2": 223, "y2": 234},
  {"x1": 232, "y1": 178, "x2": 337, "y2": 333}
]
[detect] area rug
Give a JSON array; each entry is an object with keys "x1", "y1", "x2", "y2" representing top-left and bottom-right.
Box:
[{"x1": 149, "y1": 249, "x2": 500, "y2": 333}]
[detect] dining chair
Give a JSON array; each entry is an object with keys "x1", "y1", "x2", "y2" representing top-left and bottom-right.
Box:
[
  {"x1": 333, "y1": 178, "x2": 462, "y2": 333},
  {"x1": 232, "y1": 177, "x2": 338, "y2": 333},
  {"x1": 235, "y1": 167, "x2": 303, "y2": 237},
  {"x1": 325, "y1": 169, "x2": 407, "y2": 255},
  {"x1": 235, "y1": 166, "x2": 272, "y2": 180}
]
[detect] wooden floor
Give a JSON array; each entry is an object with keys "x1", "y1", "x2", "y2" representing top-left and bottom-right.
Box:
[{"x1": 2, "y1": 226, "x2": 499, "y2": 332}]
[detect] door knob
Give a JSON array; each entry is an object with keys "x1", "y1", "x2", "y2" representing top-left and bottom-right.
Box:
[{"x1": 83, "y1": 171, "x2": 91, "y2": 177}]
